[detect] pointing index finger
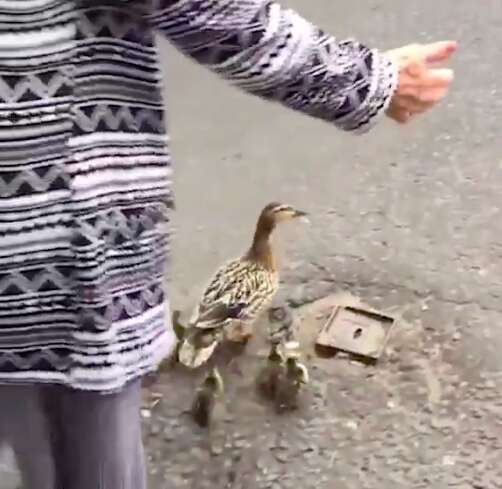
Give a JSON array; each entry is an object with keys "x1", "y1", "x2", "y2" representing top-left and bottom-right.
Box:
[{"x1": 422, "y1": 41, "x2": 458, "y2": 65}]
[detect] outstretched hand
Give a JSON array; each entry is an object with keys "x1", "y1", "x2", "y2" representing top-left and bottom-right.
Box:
[{"x1": 385, "y1": 41, "x2": 457, "y2": 123}]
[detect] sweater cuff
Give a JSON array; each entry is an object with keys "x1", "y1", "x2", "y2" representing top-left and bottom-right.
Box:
[{"x1": 338, "y1": 50, "x2": 399, "y2": 134}]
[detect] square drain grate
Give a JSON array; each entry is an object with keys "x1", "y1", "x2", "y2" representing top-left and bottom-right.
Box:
[{"x1": 316, "y1": 305, "x2": 395, "y2": 361}]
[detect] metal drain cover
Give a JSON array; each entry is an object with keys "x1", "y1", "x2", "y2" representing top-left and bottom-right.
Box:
[{"x1": 316, "y1": 306, "x2": 395, "y2": 360}]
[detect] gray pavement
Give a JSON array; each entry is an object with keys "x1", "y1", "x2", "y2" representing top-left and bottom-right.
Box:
[
  {"x1": 2, "y1": 0, "x2": 502, "y2": 488},
  {"x1": 156, "y1": 1, "x2": 502, "y2": 486}
]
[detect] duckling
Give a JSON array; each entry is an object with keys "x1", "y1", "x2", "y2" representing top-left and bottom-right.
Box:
[
  {"x1": 154, "y1": 309, "x2": 187, "y2": 373},
  {"x1": 172, "y1": 309, "x2": 186, "y2": 342},
  {"x1": 178, "y1": 202, "x2": 309, "y2": 369},
  {"x1": 256, "y1": 342, "x2": 285, "y2": 400},
  {"x1": 267, "y1": 305, "x2": 300, "y2": 346},
  {"x1": 191, "y1": 366, "x2": 224, "y2": 428},
  {"x1": 142, "y1": 308, "x2": 187, "y2": 384},
  {"x1": 274, "y1": 353, "x2": 309, "y2": 413}
]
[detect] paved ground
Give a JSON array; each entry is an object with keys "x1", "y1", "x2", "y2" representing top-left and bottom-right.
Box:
[
  {"x1": 150, "y1": 1, "x2": 502, "y2": 487},
  {"x1": 2, "y1": 0, "x2": 502, "y2": 487}
]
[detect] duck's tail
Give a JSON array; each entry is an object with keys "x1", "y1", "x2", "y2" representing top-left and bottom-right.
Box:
[{"x1": 177, "y1": 330, "x2": 219, "y2": 369}]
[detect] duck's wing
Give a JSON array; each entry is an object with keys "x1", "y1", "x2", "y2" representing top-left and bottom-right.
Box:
[
  {"x1": 198, "y1": 259, "x2": 244, "y2": 304},
  {"x1": 190, "y1": 261, "x2": 278, "y2": 330},
  {"x1": 192, "y1": 301, "x2": 247, "y2": 329},
  {"x1": 187, "y1": 259, "x2": 241, "y2": 325}
]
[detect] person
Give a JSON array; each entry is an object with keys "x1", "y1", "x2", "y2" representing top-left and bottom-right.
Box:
[{"x1": 0, "y1": 1, "x2": 455, "y2": 488}]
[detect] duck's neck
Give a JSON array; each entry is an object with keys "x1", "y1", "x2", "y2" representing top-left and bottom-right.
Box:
[{"x1": 246, "y1": 219, "x2": 276, "y2": 270}]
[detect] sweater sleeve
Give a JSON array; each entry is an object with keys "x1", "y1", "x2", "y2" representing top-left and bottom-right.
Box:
[{"x1": 141, "y1": 0, "x2": 398, "y2": 133}]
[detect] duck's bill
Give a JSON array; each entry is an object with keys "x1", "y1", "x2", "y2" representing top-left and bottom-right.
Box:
[{"x1": 293, "y1": 210, "x2": 310, "y2": 223}]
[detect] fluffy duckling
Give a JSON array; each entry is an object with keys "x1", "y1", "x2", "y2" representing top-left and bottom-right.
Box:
[
  {"x1": 274, "y1": 353, "x2": 309, "y2": 413},
  {"x1": 256, "y1": 342, "x2": 286, "y2": 400},
  {"x1": 190, "y1": 366, "x2": 224, "y2": 428},
  {"x1": 267, "y1": 305, "x2": 300, "y2": 346},
  {"x1": 155, "y1": 309, "x2": 187, "y2": 373},
  {"x1": 172, "y1": 309, "x2": 186, "y2": 342},
  {"x1": 178, "y1": 202, "x2": 308, "y2": 369}
]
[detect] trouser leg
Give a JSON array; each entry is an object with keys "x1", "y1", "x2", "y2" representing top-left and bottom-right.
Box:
[
  {"x1": 51, "y1": 379, "x2": 146, "y2": 489},
  {"x1": 0, "y1": 385, "x2": 57, "y2": 489}
]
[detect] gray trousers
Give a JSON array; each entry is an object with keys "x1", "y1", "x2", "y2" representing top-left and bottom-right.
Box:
[{"x1": 0, "y1": 380, "x2": 146, "y2": 489}]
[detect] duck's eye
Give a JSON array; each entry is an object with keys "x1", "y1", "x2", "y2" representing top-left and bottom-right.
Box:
[{"x1": 273, "y1": 205, "x2": 291, "y2": 213}]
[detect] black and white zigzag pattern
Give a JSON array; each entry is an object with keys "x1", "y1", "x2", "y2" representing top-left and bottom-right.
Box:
[{"x1": 0, "y1": 0, "x2": 396, "y2": 391}]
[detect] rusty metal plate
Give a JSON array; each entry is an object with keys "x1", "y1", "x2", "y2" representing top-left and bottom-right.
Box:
[{"x1": 316, "y1": 306, "x2": 395, "y2": 360}]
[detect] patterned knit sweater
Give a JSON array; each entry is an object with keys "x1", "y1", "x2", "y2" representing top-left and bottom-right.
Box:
[{"x1": 0, "y1": 0, "x2": 397, "y2": 391}]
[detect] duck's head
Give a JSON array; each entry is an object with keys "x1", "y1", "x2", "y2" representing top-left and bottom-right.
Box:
[
  {"x1": 257, "y1": 202, "x2": 309, "y2": 231},
  {"x1": 268, "y1": 342, "x2": 285, "y2": 363},
  {"x1": 248, "y1": 202, "x2": 308, "y2": 266}
]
